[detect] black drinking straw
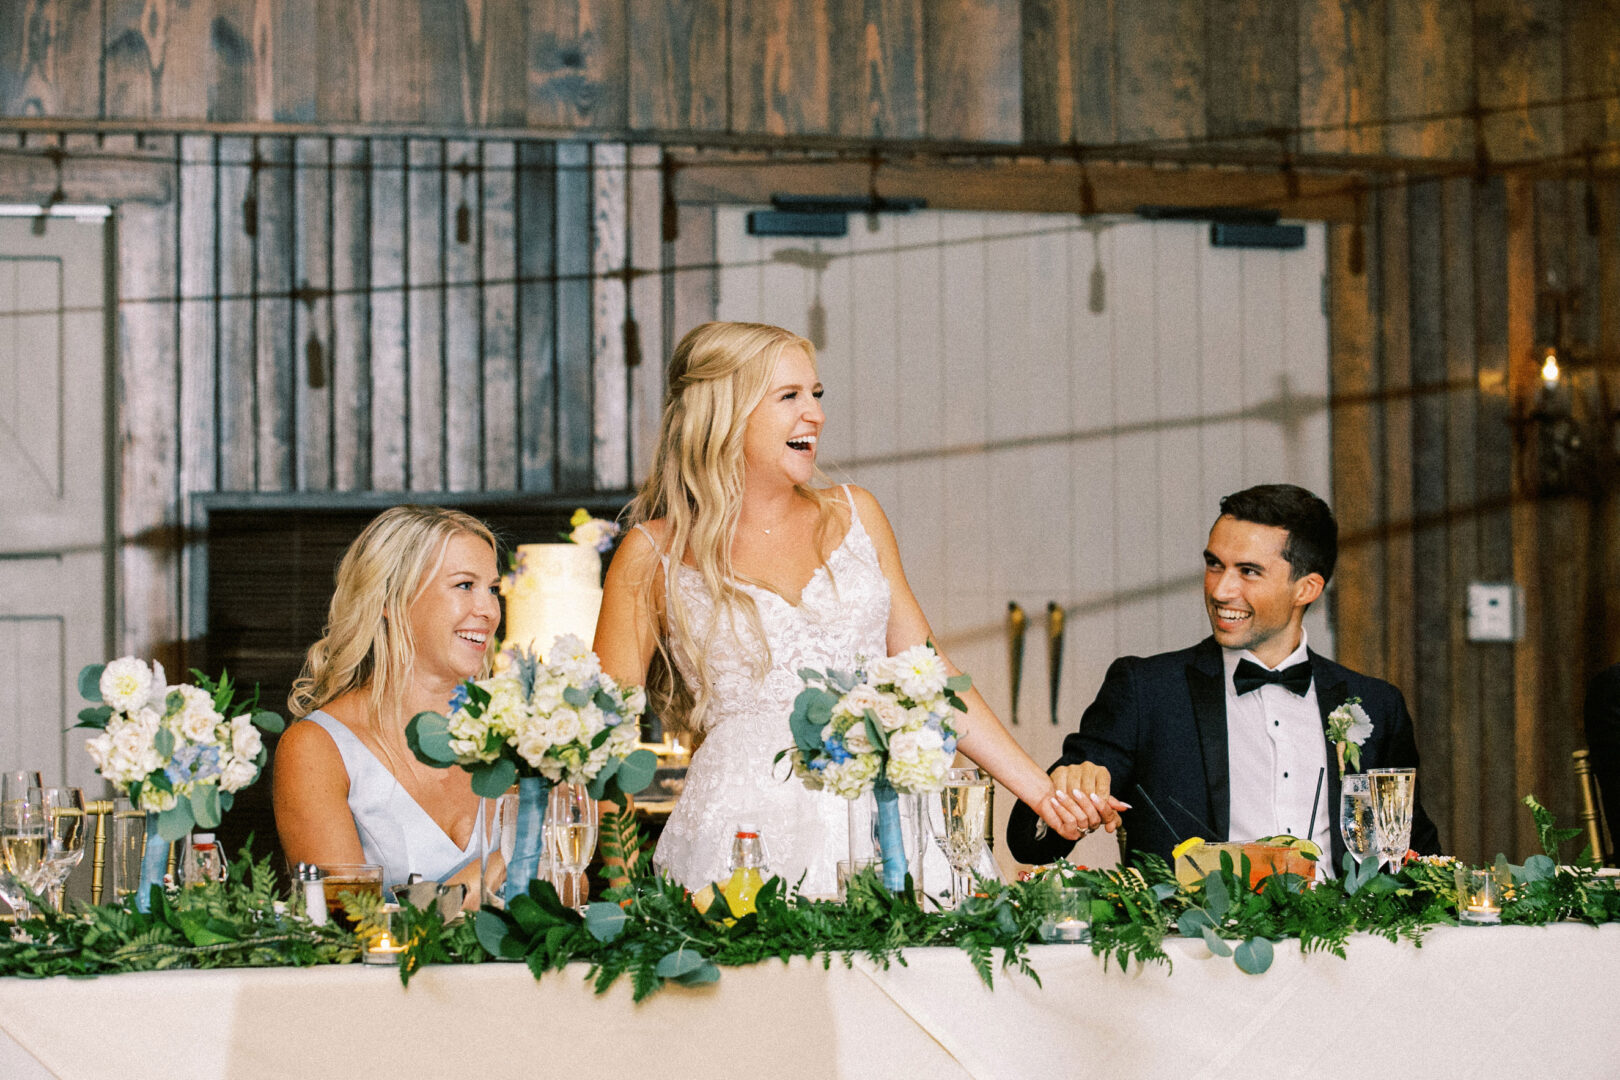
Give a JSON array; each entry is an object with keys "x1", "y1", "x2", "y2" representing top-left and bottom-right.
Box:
[
  {"x1": 1134, "y1": 784, "x2": 1183, "y2": 844},
  {"x1": 1167, "y1": 796, "x2": 1216, "y2": 837},
  {"x1": 1305, "y1": 766, "x2": 1326, "y2": 842}
]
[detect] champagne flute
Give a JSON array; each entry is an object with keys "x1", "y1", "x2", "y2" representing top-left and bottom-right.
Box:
[
  {"x1": 0, "y1": 771, "x2": 42, "y2": 920},
  {"x1": 546, "y1": 783, "x2": 598, "y2": 911},
  {"x1": 1339, "y1": 773, "x2": 1376, "y2": 872},
  {"x1": 928, "y1": 767, "x2": 992, "y2": 908},
  {"x1": 32, "y1": 787, "x2": 86, "y2": 912},
  {"x1": 1, "y1": 799, "x2": 47, "y2": 923},
  {"x1": 1367, "y1": 768, "x2": 1416, "y2": 874}
]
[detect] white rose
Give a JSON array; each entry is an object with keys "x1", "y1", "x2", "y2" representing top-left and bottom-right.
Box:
[
  {"x1": 884, "y1": 727, "x2": 948, "y2": 793},
  {"x1": 138, "y1": 787, "x2": 177, "y2": 812},
  {"x1": 837, "y1": 685, "x2": 887, "y2": 723},
  {"x1": 871, "y1": 695, "x2": 908, "y2": 733},
  {"x1": 840, "y1": 719, "x2": 874, "y2": 754},
  {"x1": 229, "y1": 714, "x2": 263, "y2": 760},
  {"x1": 219, "y1": 756, "x2": 259, "y2": 793},
  {"x1": 511, "y1": 727, "x2": 554, "y2": 769},
  {"x1": 171, "y1": 685, "x2": 223, "y2": 744},
  {"x1": 99, "y1": 657, "x2": 159, "y2": 713}
]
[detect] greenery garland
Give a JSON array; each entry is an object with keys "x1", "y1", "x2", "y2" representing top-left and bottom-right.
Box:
[{"x1": 2, "y1": 797, "x2": 1616, "y2": 994}]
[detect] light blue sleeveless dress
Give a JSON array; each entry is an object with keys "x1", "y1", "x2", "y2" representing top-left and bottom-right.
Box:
[{"x1": 304, "y1": 711, "x2": 481, "y2": 890}]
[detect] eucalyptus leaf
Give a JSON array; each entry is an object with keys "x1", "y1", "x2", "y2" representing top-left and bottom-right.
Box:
[
  {"x1": 1150, "y1": 882, "x2": 1177, "y2": 902},
  {"x1": 470, "y1": 757, "x2": 517, "y2": 799},
  {"x1": 1204, "y1": 868, "x2": 1231, "y2": 920},
  {"x1": 944, "y1": 673, "x2": 972, "y2": 694},
  {"x1": 593, "y1": 688, "x2": 618, "y2": 714},
  {"x1": 584, "y1": 902, "x2": 629, "y2": 942},
  {"x1": 157, "y1": 801, "x2": 195, "y2": 843},
  {"x1": 251, "y1": 709, "x2": 285, "y2": 734},
  {"x1": 405, "y1": 711, "x2": 459, "y2": 765},
  {"x1": 1176, "y1": 909, "x2": 1214, "y2": 937},
  {"x1": 586, "y1": 758, "x2": 621, "y2": 799},
  {"x1": 1521, "y1": 854, "x2": 1555, "y2": 882},
  {"x1": 613, "y1": 749, "x2": 658, "y2": 795},
  {"x1": 218, "y1": 789, "x2": 234, "y2": 813},
  {"x1": 655, "y1": 945, "x2": 710, "y2": 979},
  {"x1": 1200, "y1": 925, "x2": 1233, "y2": 957},
  {"x1": 797, "y1": 667, "x2": 823, "y2": 683},
  {"x1": 1233, "y1": 937, "x2": 1274, "y2": 974},
  {"x1": 590, "y1": 726, "x2": 613, "y2": 750},
  {"x1": 77, "y1": 663, "x2": 106, "y2": 703},
  {"x1": 190, "y1": 784, "x2": 221, "y2": 829},
  {"x1": 674, "y1": 961, "x2": 721, "y2": 987},
  {"x1": 75, "y1": 705, "x2": 113, "y2": 729},
  {"x1": 154, "y1": 727, "x2": 175, "y2": 760},
  {"x1": 563, "y1": 686, "x2": 590, "y2": 708},
  {"x1": 828, "y1": 669, "x2": 857, "y2": 694},
  {"x1": 474, "y1": 909, "x2": 513, "y2": 957}
]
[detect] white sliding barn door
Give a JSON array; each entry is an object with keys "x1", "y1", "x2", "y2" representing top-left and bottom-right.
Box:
[
  {"x1": 0, "y1": 217, "x2": 111, "y2": 790},
  {"x1": 716, "y1": 210, "x2": 1331, "y2": 869}
]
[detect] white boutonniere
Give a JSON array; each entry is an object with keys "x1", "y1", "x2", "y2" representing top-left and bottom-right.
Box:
[{"x1": 1326, "y1": 697, "x2": 1374, "y2": 775}]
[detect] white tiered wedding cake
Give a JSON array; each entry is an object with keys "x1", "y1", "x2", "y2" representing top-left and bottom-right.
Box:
[{"x1": 500, "y1": 543, "x2": 604, "y2": 660}]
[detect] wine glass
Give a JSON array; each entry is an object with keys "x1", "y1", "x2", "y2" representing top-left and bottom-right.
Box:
[
  {"x1": 546, "y1": 783, "x2": 597, "y2": 911},
  {"x1": 927, "y1": 767, "x2": 992, "y2": 908},
  {"x1": 1339, "y1": 773, "x2": 1376, "y2": 872},
  {"x1": 1367, "y1": 768, "x2": 1416, "y2": 873},
  {"x1": 1, "y1": 798, "x2": 47, "y2": 924},
  {"x1": 0, "y1": 771, "x2": 42, "y2": 920},
  {"x1": 31, "y1": 787, "x2": 86, "y2": 911}
]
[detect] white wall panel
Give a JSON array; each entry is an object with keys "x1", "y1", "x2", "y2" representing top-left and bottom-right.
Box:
[{"x1": 714, "y1": 209, "x2": 1331, "y2": 870}]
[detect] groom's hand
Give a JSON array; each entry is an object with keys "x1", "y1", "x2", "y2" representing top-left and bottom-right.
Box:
[{"x1": 1049, "y1": 763, "x2": 1129, "y2": 834}]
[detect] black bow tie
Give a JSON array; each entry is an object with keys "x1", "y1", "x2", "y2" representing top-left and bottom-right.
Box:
[{"x1": 1233, "y1": 658, "x2": 1313, "y2": 696}]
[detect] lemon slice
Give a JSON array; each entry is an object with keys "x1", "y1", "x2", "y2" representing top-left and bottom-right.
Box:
[{"x1": 1171, "y1": 836, "x2": 1206, "y2": 861}]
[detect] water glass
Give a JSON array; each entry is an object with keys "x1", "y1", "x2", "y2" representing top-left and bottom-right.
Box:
[
  {"x1": 32, "y1": 787, "x2": 86, "y2": 911},
  {"x1": 1339, "y1": 774, "x2": 1376, "y2": 870},
  {"x1": 546, "y1": 783, "x2": 598, "y2": 911},
  {"x1": 107, "y1": 798, "x2": 149, "y2": 902},
  {"x1": 1367, "y1": 768, "x2": 1416, "y2": 873}
]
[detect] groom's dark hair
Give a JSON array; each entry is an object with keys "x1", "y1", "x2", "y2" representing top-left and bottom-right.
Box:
[{"x1": 1217, "y1": 484, "x2": 1338, "y2": 585}]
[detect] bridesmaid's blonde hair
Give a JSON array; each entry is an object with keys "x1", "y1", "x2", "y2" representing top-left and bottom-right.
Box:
[
  {"x1": 629, "y1": 321, "x2": 840, "y2": 737},
  {"x1": 289, "y1": 505, "x2": 498, "y2": 731}
]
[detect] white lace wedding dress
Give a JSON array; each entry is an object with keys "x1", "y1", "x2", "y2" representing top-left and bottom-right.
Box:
[{"x1": 648, "y1": 486, "x2": 891, "y2": 897}]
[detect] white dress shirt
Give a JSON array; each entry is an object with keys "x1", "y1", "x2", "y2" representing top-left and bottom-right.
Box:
[{"x1": 1222, "y1": 631, "x2": 1334, "y2": 878}]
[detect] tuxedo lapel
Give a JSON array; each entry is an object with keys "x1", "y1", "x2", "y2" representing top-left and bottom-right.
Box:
[
  {"x1": 1311, "y1": 652, "x2": 1350, "y2": 872},
  {"x1": 1186, "y1": 639, "x2": 1230, "y2": 840}
]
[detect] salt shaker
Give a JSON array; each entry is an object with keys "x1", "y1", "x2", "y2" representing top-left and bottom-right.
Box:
[{"x1": 296, "y1": 862, "x2": 328, "y2": 927}]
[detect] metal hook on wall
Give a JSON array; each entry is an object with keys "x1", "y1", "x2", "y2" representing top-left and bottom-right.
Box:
[
  {"x1": 1046, "y1": 602, "x2": 1066, "y2": 726},
  {"x1": 1005, "y1": 602, "x2": 1027, "y2": 726}
]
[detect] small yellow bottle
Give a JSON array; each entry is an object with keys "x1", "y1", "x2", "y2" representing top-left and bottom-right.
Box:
[{"x1": 719, "y1": 823, "x2": 767, "y2": 918}]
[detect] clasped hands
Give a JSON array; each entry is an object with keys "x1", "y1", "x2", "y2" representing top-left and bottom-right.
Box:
[{"x1": 1033, "y1": 762, "x2": 1130, "y2": 842}]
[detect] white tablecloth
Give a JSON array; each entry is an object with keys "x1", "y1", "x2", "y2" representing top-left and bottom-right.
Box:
[{"x1": 2, "y1": 924, "x2": 1617, "y2": 1079}]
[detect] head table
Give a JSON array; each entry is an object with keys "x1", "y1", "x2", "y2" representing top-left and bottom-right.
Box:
[{"x1": 0, "y1": 924, "x2": 1615, "y2": 1079}]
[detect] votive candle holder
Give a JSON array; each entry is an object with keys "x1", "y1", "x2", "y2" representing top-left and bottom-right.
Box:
[
  {"x1": 1454, "y1": 866, "x2": 1505, "y2": 925},
  {"x1": 362, "y1": 902, "x2": 406, "y2": 965}
]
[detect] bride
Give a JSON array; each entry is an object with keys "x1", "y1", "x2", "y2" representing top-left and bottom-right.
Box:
[{"x1": 594, "y1": 322, "x2": 1110, "y2": 895}]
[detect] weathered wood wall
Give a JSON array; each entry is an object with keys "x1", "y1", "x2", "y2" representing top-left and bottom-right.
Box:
[
  {"x1": 0, "y1": 0, "x2": 1614, "y2": 164},
  {"x1": 1, "y1": 0, "x2": 1618, "y2": 862}
]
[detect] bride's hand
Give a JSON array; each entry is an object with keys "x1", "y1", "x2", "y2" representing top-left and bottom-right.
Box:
[{"x1": 1032, "y1": 787, "x2": 1088, "y2": 841}]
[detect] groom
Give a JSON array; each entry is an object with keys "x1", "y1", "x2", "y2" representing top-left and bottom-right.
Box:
[{"x1": 1007, "y1": 484, "x2": 1441, "y2": 873}]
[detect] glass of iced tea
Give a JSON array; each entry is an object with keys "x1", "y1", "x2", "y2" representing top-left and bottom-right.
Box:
[{"x1": 318, "y1": 863, "x2": 383, "y2": 924}]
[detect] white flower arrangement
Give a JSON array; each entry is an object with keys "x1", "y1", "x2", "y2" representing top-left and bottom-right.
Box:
[
  {"x1": 407, "y1": 635, "x2": 656, "y2": 799},
  {"x1": 565, "y1": 507, "x2": 621, "y2": 553},
  {"x1": 1326, "y1": 697, "x2": 1374, "y2": 775},
  {"x1": 77, "y1": 658, "x2": 284, "y2": 841},
  {"x1": 783, "y1": 643, "x2": 967, "y2": 799}
]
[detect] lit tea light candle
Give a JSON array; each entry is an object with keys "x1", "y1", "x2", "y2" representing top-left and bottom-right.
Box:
[
  {"x1": 363, "y1": 903, "x2": 407, "y2": 964},
  {"x1": 1051, "y1": 918, "x2": 1090, "y2": 942},
  {"x1": 1540, "y1": 349, "x2": 1560, "y2": 388},
  {"x1": 1455, "y1": 867, "x2": 1503, "y2": 925}
]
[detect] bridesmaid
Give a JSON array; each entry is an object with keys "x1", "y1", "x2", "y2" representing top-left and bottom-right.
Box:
[{"x1": 274, "y1": 505, "x2": 500, "y2": 898}]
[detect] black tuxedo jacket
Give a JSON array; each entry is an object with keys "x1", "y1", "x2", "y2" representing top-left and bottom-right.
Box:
[{"x1": 1006, "y1": 637, "x2": 1443, "y2": 870}]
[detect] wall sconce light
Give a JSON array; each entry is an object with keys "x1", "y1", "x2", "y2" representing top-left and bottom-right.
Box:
[{"x1": 1520, "y1": 344, "x2": 1618, "y2": 494}]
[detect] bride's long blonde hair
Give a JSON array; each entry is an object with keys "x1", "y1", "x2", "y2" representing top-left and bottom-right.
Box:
[
  {"x1": 629, "y1": 321, "x2": 840, "y2": 737},
  {"x1": 288, "y1": 505, "x2": 499, "y2": 739}
]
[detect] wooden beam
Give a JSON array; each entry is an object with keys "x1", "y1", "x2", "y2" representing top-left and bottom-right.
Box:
[{"x1": 672, "y1": 156, "x2": 1361, "y2": 220}]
